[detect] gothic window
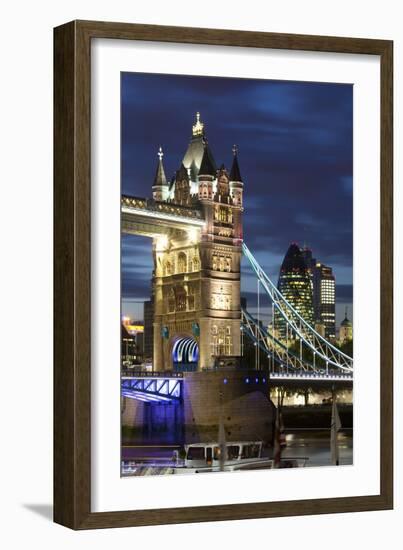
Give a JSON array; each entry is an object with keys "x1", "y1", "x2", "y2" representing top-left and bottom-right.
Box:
[
  {"x1": 225, "y1": 257, "x2": 231, "y2": 272},
  {"x1": 219, "y1": 257, "x2": 225, "y2": 272},
  {"x1": 177, "y1": 252, "x2": 187, "y2": 274},
  {"x1": 175, "y1": 286, "x2": 187, "y2": 311},
  {"x1": 214, "y1": 206, "x2": 219, "y2": 221},
  {"x1": 219, "y1": 208, "x2": 228, "y2": 223},
  {"x1": 211, "y1": 337, "x2": 217, "y2": 356}
]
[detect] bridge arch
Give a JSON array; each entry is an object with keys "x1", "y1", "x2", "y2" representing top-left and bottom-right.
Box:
[{"x1": 171, "y1": 336, "x2": 199, "y2": 372}]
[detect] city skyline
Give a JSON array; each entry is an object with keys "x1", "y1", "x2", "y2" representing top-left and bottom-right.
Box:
[{"x1": 121, "y1": 72, "x2": 353, "y2": 327}]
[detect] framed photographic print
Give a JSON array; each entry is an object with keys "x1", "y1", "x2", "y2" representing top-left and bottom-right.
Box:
[{"x1": 54, "y1": 20, "x2": 393, "y2": 529}]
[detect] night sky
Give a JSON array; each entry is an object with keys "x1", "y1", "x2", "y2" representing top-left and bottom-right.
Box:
[{"x1": 121, "y1": 72, "x2": 353, "y2": 327}]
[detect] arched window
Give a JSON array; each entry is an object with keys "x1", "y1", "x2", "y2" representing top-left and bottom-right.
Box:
[
  {"x1": 175, "y1": 286, "x2": 187, "y2": 311},
  {"x1": 218, "y1": 326, "x2": 226, "y2": 355},
  {"x1": 177, "y1": 252, "x2": 187, "y2": 274},
  {"x1": 219, "y1": 208, "x2": 228, "y2": 223}
]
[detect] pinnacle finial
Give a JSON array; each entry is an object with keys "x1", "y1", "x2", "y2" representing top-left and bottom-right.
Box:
[
  {"x1": 229, "y1": 144, "x2": 242, "y2": 182},
  {"x1": 158, "y1": 146, "x2": 163, "y2": 161},
  {"x1": 192, "y1": 112, "x2": 204, "y2": 136}
]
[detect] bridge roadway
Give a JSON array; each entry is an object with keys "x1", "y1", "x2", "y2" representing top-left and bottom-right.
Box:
[
  {"x1": 121, "y1": 195, "x2": 205, "y2": 238},
  {"x1": 121, "y1": 368, "x2": 353, "y2": 403},
  {"x1": 121, "y1": 370, "x2": 183, "y2": 403}
]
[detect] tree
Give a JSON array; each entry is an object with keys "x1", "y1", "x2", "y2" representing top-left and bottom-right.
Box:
[{"x1": 295, "y1": 386, "x2": 314, "y2": 406}]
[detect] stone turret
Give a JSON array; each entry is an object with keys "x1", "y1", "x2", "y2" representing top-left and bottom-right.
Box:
[
  {"x1": 151, "y1": 113, "x2": 243, "y2": 372},
  {"x1": 198, "y1": 145, "x2": 215, "y2": 200},
  {"x1": 229, "y1": 145, "x2": 243, "y2": 207},
  {"x1": 152, "y1": 147, "x2": 169, "y2": 201}
]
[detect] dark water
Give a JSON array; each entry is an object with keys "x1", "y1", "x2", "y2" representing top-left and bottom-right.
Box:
[{"x1": 282, "y1": 429, "x2": 353, "y2": 467}]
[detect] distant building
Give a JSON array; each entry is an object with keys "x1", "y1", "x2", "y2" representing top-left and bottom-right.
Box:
[
  {"x1": 301, "y1": 247, "x2": 336, "y2": 340},
  {"x1": 339, "y1": 308, "x2": 353, "y2": 344},
  {"x1": 301, "y1": 247, "x2": 316, "y2": 276},
  {"x1": 313, "y1": 263, "x2": 336, "y2": 339},
  {"x1": 136, "y1": 331, "x2": 144, "y2": 355},
  {"x1": 267, "y1": 322, "x2": 281, "y2": 346},
  {"x1": 275, "y1": 243, "x2": 314, "y2": 340},
  {"x1": 121, "y1": 324, "x2": 137, "y2": 365},
  {"x1": 143, "y1": 299, "x2": 154, "y2": 361}
]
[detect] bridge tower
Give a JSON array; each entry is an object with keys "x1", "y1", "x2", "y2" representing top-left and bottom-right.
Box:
[{"x1": 152, "y1": 113, "x2": 244, "y2": 371}]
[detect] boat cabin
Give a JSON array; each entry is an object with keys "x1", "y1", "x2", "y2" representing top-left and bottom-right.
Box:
[{"x1": 184, "y1": 441, "x2": 263, "y2": 469}]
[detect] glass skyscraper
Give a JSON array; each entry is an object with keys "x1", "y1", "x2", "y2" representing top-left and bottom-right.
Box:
[{"x1": 275, "y1": 243, "x2": 314, "y2": 341}]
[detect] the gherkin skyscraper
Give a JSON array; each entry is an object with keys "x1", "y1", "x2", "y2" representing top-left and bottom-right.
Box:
[{"x1": 274, "y1": 243, "x2": 314, "y2": 341}]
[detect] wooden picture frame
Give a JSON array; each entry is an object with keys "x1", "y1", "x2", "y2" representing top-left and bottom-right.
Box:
[{"x1": 54, "y1": 19, "x2": 393, "y2": 529}]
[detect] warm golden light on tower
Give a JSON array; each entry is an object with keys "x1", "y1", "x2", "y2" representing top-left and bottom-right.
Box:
[
  {"x1": 155, "y1": 234, "x2": 169, "y2": 251},
  {"x1": 187, "y1": 227, "x2": 198, "y2": 244}
]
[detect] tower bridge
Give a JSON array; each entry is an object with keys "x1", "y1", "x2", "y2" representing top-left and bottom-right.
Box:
[
  {"x1": 122, "y1": 195, "x2": 205, "y2": 239},
  {"x1": 121, "y1": 113, "x2": 353, "y2": 394}
]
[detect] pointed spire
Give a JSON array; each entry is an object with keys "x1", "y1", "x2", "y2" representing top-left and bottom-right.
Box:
[
  {"x1": 153, "y1": 146, "x2": 167, "y2": 187},
  {"x1": 199, "y1": 144, "x2": 216, "y2": 177},
  {"x1": 229, "y1": 144, "x2": 242, "y2": 182}
]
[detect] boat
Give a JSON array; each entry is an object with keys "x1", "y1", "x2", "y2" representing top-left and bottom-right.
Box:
[{"x1": 173, "y1": 441, "x2": 264, "y2": 473}]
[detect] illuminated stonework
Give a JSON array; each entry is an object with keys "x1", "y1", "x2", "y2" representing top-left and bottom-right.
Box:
[{"x1": 152, "y1": 113, "x2": 244, "y2": 371}]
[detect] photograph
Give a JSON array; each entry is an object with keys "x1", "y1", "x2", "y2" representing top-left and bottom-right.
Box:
[{"x1": 120, "y1": 72, "x2": 354, "y2": 476}]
